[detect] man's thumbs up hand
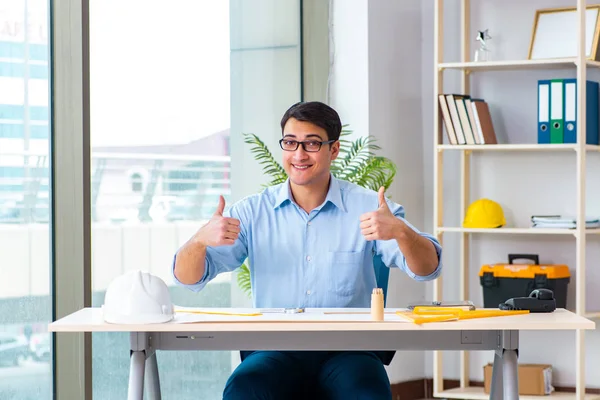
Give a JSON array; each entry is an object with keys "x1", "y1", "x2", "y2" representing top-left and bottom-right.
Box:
[
  {"x1": 360, "y1": 186, "x2": 403, "y2": 241},
  {"x1": 193, "y1": 195, "x2": 240, "y2": 247}
]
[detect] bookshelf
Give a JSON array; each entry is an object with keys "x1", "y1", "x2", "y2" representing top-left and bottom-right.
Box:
[{"x1": 432, "y1": 1, "x2": 598, "y2": 400}]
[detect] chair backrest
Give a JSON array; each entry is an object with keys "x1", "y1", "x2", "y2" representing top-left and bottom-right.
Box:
[{"x1": 373, "y1": 253, "x2": 389, "y2": 306}]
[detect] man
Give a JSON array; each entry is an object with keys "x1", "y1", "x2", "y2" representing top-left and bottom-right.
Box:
[{"x1": 173, "y1": 101, "x2": 442, "y2": 399}]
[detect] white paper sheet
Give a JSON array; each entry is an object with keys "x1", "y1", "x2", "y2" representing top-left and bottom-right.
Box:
[{"x1": 171, "y1": 307, "x2": 410, "y2": 324}]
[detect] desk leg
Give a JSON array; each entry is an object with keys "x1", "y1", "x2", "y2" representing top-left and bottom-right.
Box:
[
  {"x1": 502, "y1": 349, "x2": 519, "y2": 400},
  {"x1": 489, "y1": 351, "x2": 503, "y2": 400},
  {"x1": 145, "y1": 352, "x2": 162, "y2": 400},
  {"x1": 128, "y1": 351, "x2": 146, "y2": 400}
]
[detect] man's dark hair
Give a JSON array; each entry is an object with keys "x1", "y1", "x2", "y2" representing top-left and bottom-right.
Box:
[{"x1": 280, "y1": 101, "x2": 342, "y2": 141}]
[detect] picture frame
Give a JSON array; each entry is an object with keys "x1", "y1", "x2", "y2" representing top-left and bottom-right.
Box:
[{"x1": 528, "y1": 5, "x2": 600, "y2": 60}]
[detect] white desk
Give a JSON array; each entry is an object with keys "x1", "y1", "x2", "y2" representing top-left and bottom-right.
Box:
[{"x1": 48, "y1": 308, "x2": 595, "y2": 400}]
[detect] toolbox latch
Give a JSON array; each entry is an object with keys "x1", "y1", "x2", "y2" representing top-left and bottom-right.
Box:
[
  {"x1": 482, "y1": 272, "x2": 497, "y2": 288},
  {"x1": 534, "y1": 274, "x2": 548, "y2": 288}
]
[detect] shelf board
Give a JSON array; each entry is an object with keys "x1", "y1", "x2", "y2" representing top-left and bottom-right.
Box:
[
  {"x1": 437, "y1": 144, "x2": 600, "y2": 152},
  {"x1": 435, "y1": 386, "x2": 600, "y2": 400},
  {"x1": 436, "y1": 227, "x2": 594, "y2": 235},
  {"x1": 587, "y1": 60, "x2": 600, "y2": 69},
  {"x1": 584, "y1": 312, "x2": 600, "y2": 319},
  {"x1": 438, "y1": 58, "x2": 600, "y2": 71}
]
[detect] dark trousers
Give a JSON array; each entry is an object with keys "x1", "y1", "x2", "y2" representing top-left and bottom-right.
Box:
[{"x1": 222, "y1": 350, "x2": 392, "y2": 400}]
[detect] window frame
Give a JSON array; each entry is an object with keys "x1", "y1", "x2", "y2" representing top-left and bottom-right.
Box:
[{"x1": 51, "y1": 0, "x2": 92, "y2": 398}]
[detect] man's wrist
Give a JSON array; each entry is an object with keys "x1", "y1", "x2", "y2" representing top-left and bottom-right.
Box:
[
  {"x1": 190, "y1": 233, "x2": 208, "y2": 250},
  {"x1": 393, "y1": 220, "x2": 415, "y2": 244}
]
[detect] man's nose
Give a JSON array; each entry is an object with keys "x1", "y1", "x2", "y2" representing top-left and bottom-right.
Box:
[{"x1": 293, "y1": 145, "x2": 309, "y2": 158}]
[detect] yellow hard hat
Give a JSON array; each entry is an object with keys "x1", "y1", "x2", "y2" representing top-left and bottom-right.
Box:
[{"x1": 463, "y1": 198, "x2": 506, "y2": 228}]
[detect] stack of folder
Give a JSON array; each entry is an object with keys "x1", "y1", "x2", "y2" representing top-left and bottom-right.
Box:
[
  {"x1": 439, "y1": 94, "x2": 498, "y2": 145},
  {"x1": 537, "y1": 79, "x2": 599, "y2": 144},
  {"x1": 531, "y1": 215, "x2": 600, "y2": 229}
]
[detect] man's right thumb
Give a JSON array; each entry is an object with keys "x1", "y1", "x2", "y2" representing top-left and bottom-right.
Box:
[{"x1": 214, "y1": 195, "x2": 225, "y2": 216}]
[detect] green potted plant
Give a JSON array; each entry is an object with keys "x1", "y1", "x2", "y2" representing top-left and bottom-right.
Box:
[{"x1": 236, "y1": 127, "x2": 397, "y2": 297}]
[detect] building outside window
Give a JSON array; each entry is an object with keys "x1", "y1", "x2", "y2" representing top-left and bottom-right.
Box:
[{"x1": 0, "y1": 0, "x2": 52, "y2": 398}]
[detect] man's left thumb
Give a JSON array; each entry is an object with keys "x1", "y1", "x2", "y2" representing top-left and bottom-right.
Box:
[{"x1": 378, "y1": 187, "x2": 388, "y2": 209}]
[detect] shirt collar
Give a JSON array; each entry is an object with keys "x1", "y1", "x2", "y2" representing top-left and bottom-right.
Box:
[
  {"x1": 273, "y1": 174, "x2": 346, "y2": 212},
  {"x1": 273, "y1": 179, "x2": 293, "y2": 209}
]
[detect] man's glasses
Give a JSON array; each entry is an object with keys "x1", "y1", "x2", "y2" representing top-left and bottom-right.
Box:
[{"x1": 279, "y1": 139, "x2": 335, "y2": 152}]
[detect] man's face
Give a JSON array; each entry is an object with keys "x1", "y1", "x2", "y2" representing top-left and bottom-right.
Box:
[{"x1": 281, "y1": 118, "x2": 339, "y2": 187}]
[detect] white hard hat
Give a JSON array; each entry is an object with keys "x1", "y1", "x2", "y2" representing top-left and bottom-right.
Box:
[{"x1": 102, "y1": 270, "x2": 174, "y2": 324}]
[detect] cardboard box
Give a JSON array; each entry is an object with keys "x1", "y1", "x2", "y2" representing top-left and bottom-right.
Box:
[{"x1": 484, "y1": 363, "x2": 554, "y2": 395}]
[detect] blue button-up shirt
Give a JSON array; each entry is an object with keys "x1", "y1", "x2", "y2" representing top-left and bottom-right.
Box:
[{"x1": 173, "y1": 176, "x2": 442, "y2": 308}]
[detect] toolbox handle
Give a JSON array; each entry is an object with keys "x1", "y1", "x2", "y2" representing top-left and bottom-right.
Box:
[{"x1": 508, "y1": 254, "x2": 539, "y2": 265}]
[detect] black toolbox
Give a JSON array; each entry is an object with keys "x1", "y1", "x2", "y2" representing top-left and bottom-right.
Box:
[{"x1": 479, "y1": 254, "x2": 570, "y2": 308}]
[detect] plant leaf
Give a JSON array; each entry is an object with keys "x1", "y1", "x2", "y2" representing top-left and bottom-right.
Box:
[
  {"x1": 333, "y1": 135, "x2": 381, "y2": 181},
  {"x1": 351, "y1": 156, "x2": 397, "y2": 191},
  {"x1": 236, "y1": 262, "x2": 252, "y2": 298},
  {"x1": 243, "y1": 133, "x2": 288, "y2": 187}
]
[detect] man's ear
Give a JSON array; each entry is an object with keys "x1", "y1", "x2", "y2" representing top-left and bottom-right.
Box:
[{"x1": 330, "y1": 140, "x2": 340, "y2": 160}]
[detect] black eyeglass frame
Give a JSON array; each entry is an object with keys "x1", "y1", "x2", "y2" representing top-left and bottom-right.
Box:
[{"x1": 278, "y1": 138, "x2": 336, "y2": 152}]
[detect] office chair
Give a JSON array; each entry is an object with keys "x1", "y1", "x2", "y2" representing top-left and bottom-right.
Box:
[{"x1": 372, "y1": 253, "x2": 389, "y2": 306}]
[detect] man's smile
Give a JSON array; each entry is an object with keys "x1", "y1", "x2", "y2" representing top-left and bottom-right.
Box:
[{"x1": 292, "y1": 164, "x2": 312, "y2": 170}]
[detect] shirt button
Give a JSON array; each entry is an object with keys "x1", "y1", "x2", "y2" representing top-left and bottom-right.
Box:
[
  {"x1": 306, "y1": 255, "x2": 311, "y2": 261},
  {"x1": 307, "y1": 221, "x2": 311, "y2": 226},
  {"x1": 306, "y1": 290, "x2": 311, "y2": 295}
]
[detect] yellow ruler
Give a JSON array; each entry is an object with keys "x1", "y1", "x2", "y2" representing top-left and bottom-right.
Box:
[
  {"x1": 396, "y1": 307, "x2": 530, "y2": 324},
  {"x1": 396, "y1": 312, "x2": 459, "y2": 324},
  {"x1": 453, "y1": 309, "x2": 530, "y2": 320}
]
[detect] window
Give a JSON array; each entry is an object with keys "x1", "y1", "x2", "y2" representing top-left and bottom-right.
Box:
[
  {"x1": 90, "y1": 0, "x2": 301, "y2": 398},
  {"x1": 129, "y1": 172, "x2": 145, "y2": 193},
  {"x1": 0, "y1": 0, "x2": 52, "y2": 398}
]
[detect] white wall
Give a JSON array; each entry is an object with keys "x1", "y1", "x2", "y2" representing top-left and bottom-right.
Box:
[{"x1": 421, "y1": 0, "x2": 600, "y2": 388}]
